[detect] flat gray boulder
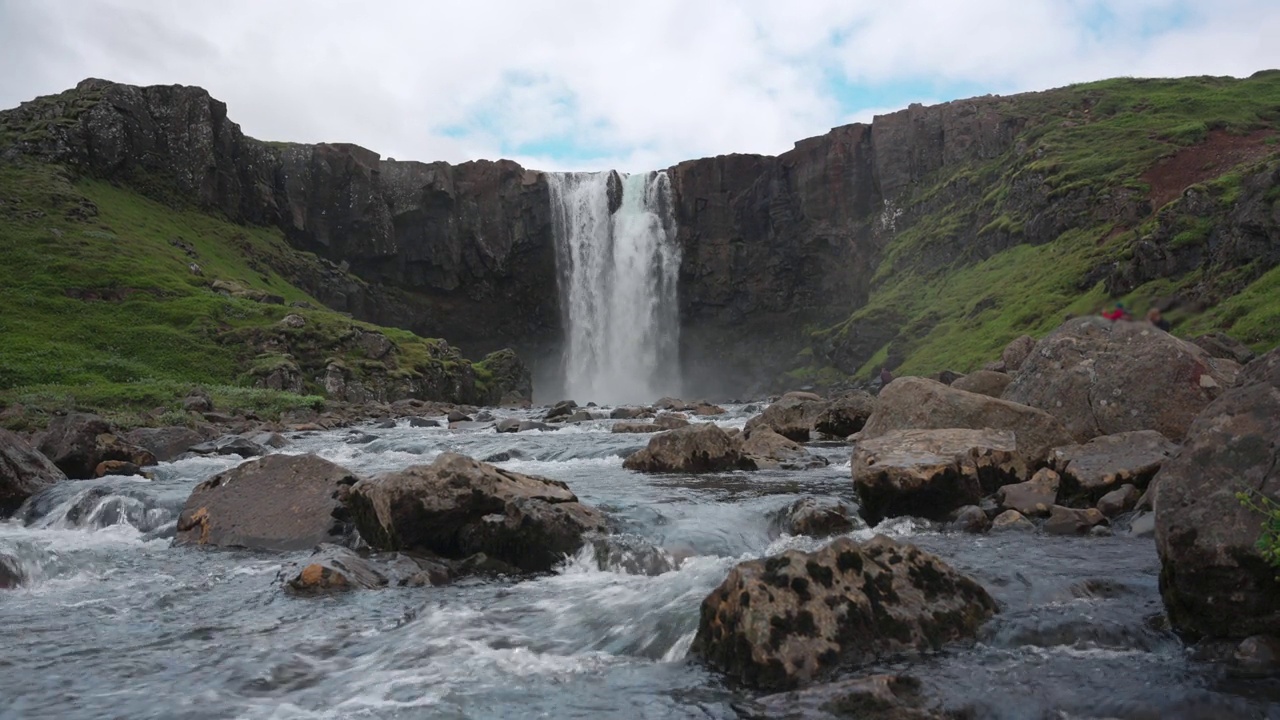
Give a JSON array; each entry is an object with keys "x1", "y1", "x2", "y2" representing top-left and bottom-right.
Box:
[{"x1": 1050, "y1": 430, "x2": 1177, "y2": 504}]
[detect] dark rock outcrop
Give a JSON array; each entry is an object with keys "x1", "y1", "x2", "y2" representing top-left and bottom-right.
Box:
[
  {"x1": 772, "y1": 497, "x2": 861, "y2": 538},
  {"x1": 745, "y1": 391, "x2": 829, "y2": 442},
  {"x1": 36, "y1": 413, "x2": 156, "y2": 479},
  {"x1": 0, "y1": 428, "x2": 67, "y2": 516},
  {"x1": 1003, "y1": 317, "x2": 1241, "y2": 442},
  {"x1": 175, "y1": 453, "x2": 359, "y2": 551},
  {"x1": 1155, "y1": 347, "x2": 1280, "y2": 639},
  {"x1": 690, "y1": 535, "x2": 997, "y2": 690},
  {"x1": 623, "y1": 423, "x2": 756, "y2": 473},
  {"x1": 345, "y1": 452, "x2": 606, "y2": 572},
  {"x1": 813, "y1": 391, "x2": 877, "y2": 438},
  {"x1": 124, "y1": 426, "x2": 214, "y2": 463}
]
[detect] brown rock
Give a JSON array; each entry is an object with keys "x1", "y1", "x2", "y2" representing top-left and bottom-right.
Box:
[
  {"x1": 1000, "y1": 334, "x2": 1036, "y2": 372},
  {"x1": 1051, "y1": 430, "x2": 1177, "y2": 503},
  {"x1": 690, "y1": 535, "x2": 997, "y2": 690},
  {"x1": 1003, "y1": 317, "x2": 1241, "y2": 442},
  {"x1": 745, "y1": 391, "x2": 829, "y2": 442},
  {"x1": 346, "y1": 452, "x2": 606, "y2": 572},
  {"x1": 742, "y1": 426, "x2": 829, "y2": 470},
  {"x1": 997, "y1": 468, "x2": 1060, "y2": 517},
  {"x1": 36, "y1": 413, "x2": 156, "y2": 479},
  {"x1": 175, "y1": 453, "x2": 359, "y2": 551},
  {"x1": 623, "y1": 423, "x2": 756, "y2": 473},
  {"x1": 1192, "y1": 332, "x2": 1256, "y2": 365},
  {"x1": 748, "y1": 674, "x2": 956, "y2": 720},
  {"x1": 813, "y1": 391, "x2": 877, "y2": 438},
  {"x1": 991, "y1": 509, "x2": 1035, "y2": 532},
  {"x1": 93, "y1": 460, "x2": 145, "y2": 478},
  {"x1": 950, "y1": 370, "x2": 1012, "y2": 398},
  {"x1": 1044, "y1": 506, "x2": 1107, "y2": 535},
  {"x1": 946, "y1": 505, "x2": 991, "y2": 534},
  {"x1": 852, "y1": 428, "x2": 1027, "y2": 525},
  {"x1": 1096, "y1": 484, "x2": 1141, "y2": 517},
  {"x1": 0, "y1": 428, "x2": 66, "y2": 516},
  {"x1": 124, "y1": 425, "x2": 214, "y2": 462},
  {"x1": 773, "y1": 497, "x2": 860, "y2": 538},
  {"x1": 862, "y1": 377, "x2": 1071, "y2": 465},
  {"x1": 1155, "y1": 346, "x2": 1280, "y2": 639}
]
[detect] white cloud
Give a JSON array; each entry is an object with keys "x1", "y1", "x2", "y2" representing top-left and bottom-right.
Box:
[{"x1": 0, "y1": 0, "x2": 1277, "y2": 171}]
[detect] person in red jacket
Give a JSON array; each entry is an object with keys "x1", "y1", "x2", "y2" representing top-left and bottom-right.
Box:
[{"x1": 1101, "y1": 302, "x2": 1130, "y2": 321}]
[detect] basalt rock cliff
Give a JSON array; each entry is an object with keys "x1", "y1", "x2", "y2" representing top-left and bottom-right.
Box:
[{"x1": 3, "y1": 74, "x2": 1279, "y2": 399}]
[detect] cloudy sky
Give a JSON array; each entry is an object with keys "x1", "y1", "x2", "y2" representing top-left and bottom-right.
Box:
[{"x1": 2, "y1": 0, "x2": 1277, "y2": 171}]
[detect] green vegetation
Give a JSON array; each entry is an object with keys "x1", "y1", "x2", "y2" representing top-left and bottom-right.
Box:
[
  {"x1": 1238, "y1": 491, "x2": 1280, "y2": 575},
  {"x1": 800, "y1": 73, "x2": 1280, "y2": 384}
]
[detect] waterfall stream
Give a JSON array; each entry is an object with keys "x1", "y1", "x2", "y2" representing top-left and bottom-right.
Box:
[{"x1": 547, "y1": 171, "x2": 681, "y2": 405}]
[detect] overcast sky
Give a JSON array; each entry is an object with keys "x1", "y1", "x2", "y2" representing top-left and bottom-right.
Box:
[{"x1": 2, "y1": 0, "x2": 1278, "y2": 171}]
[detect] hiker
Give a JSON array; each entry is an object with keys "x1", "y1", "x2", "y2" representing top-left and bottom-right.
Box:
[
  {"x1": 1146, "y1": 308, "x2": 1171, "y2": 332},
  {"x1": 879, "y1": 367, "x2": 894, "y2": 387},
  {"x1": 1101, "y1": 302, "x2": 1130, "y2": 321}
]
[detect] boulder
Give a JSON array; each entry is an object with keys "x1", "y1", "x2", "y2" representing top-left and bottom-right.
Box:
[
  {"x1": 284, "y1": 545, "x2": 452, "y2": 593},
  {"x1": 36, "y1": 413, "x2": 157, "y2": 479},
  {"x1": 746, "y1": 674, "x2": 955, "y2": 720},
  {"x1": 1192, "y1": 332, "x2": 1257, "y2": 365},
  {"x1": 946, "y1": 505, "x2": 991, "y2": 534},
  {"x1": 245, "y1": 431, "x2": 288, "y2": 449},
  {"x1": 1155, "y1": 346, "x2": 1280, "y2": 639},
  {"x1": 93, "y1": 460, "x2": 145, "y2": 478},
  {"x1": 174, "y1": 453, "x2": 359, "y2": 551},
  {"x1": 495, "y1": 418, "x2": 521, "y2": 433},
  {"x1": 862, "y1": 377, "x2": 1071, "y2": 465},
  {"x1": 1002, "y1": 317, "x2": 1241, "y2": 442},
  {"x1": 183, "y1": 389, "x2": 213, "y2": 413},
  {"x1": 187, "y1": 434, "x2": 270, "y2": 459},
  {"x1": 1000, "y1": 334, "x2": 1036, "y2": 372},
  {"x1": 773, "y1": 497, "x2": 860, "y2": 539},
  {"x1": 950, "y1": 370, "x2": 1012, "y2": 398},
  {"x1": 345, "y1": 452, "x2": 606, "y2": 572},
  {"x1": 690, "y1": 535, "x2": 997, "y2": 690},
  {"x1": 0, "y1": 554, "x2": 23, "y2": 589},
  {"x1": 566, "y1": 410, "x2": 595, "y2": 423},
  {"x1": 745, "y1": 391, "x2": 829, "y2": 442},
  {"x1": 446, "y1": 410, "x2": 472, "y2": 423},
  {"x1": 610, "y1": 413, "x2": 689, "y2": 433},
  {"x1": 623, "y1": 424, "x2": 756, "y2": 473},
  {"x1": 406, "y1": 416, "x2": 439, "y2": 428},
  {"x1": 124, "y1": 426, "x2": 212, "y2": 462},
  {"x1": 609, "y1": 407, "x2": 652, "y2": 419},
  {"x1": 932, "y1": 370, "x2": 964, "y2": 385},
  {"x1": 1097, "y1": 484, "x2": 1141, "y2": 517},
  {"x1": 991, "y1": 509, "x2": 1035, "y2": 532},
  {"x1": 996, "y1": 468, "x2": 1060, "y2": 517},
  {"x1": 852, "y1": 428, "x2": 1026, "y2": 526},
  {"x1": 0, "y1": 428, "x2": 66, "y2": 516},
  {"x1": 693, "y1": 403, "x2": 727, "y2": 416},
  {"x1": 517, "y1": 420, "x2": 555, "y2": 433},
  {"x1": 1050, "y1": 430, "x2": 1177, "y2": 503},
  {"x1": 742, "y1": 426, "x2": 829, "y2": 470},
  {"x1": 1044, "y1": 506, "x2": 1108, "y2": 536},
  {"x1": 813, "y1": 391, "x2": 877, "y2": 438},
  {"x1": 544, "y1": 400, "x2": 578, "y2": 421}
]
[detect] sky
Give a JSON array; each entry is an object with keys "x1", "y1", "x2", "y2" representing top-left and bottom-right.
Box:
[{"x1": 1, "y1": 0, "x2": 1278, "y2": 172}]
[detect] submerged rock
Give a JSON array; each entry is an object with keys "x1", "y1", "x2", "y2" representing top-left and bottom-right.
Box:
[
  {"x1": 852, "y1": 428, "x2": 1026, "y2": 525},
  {"x1": 773, "y1": 497, "x2": 860, "y2": 539},
  {"x1": 744, "y1": 674, "x2": 957, "y2": 720},
  {"x1": 175, "y1": 453, "x2": 359, "y2": 551},
  {"x1": 1155, "y1": 346, "x2": 1280, "y2": 640},
  {"x1": 946, "y1": 505, "x2": 991, "y2": 534},
  {"x1": 623, "y1": 423, "x2": 756, "y2": 473},
  {"x1": 1050, "y1": 430, "x2": 1177, "y2": 504},
  {"x1": 745, "y1": 391, "x2": 829, "y2": 442},
  {"x1": 0, "y1": 428, "x2": 67, "y2": 516},
  {"x1": 862, "y1": 377, "x2": 1071, "y2": 465},
  {"x1": 36, "y1": 413, "x2": 156, "y2": 479},
  {"x1": 690, "y1": 535, "x2": 997, "y2": 690},
  {"x1": 284, "y1": 545, "x2": 452, "y2": 593},
  {"x1": 187, "y1": 434, "x2": 270, "y2": 459},
  {"x1": 346, "y1": 452, "x2": 606, "y2": 573},
  {"x1": 0, "y1": 553, "x2": 25, "y2": 589}
]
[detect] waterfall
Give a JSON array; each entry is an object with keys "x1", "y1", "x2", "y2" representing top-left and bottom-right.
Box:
[{"x1": 547, "y1": 170, "x2": 681, "y2": 405}]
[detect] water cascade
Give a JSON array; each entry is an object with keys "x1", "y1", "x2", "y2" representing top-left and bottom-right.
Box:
[{"x1": 547, "y1": 170, "x2": 681, "y2": 405}]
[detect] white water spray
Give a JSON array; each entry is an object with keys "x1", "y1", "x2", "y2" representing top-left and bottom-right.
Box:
[{"x1": 547, "y1": 171, "x2": 681, "y2": 405}]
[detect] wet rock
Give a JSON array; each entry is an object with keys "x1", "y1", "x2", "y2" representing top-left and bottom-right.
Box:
[
  {"x1": 611, "y1": 421, "x2": 664, "y2": 434},
  {"x1": 623, "y1": 423, "x2": 756, "y2": 474},
  {"x1": 1192, "y1": 332, "x2": 1256, "y2": 365},
  {"x1": 124, "y1": 426, "x2": 211, "y2": 462},
  {"x1": 93, "y1": 460, "x2": 145, "y2": 478},
  {"x1": 690, "y1": 535, "x2": 998, "y2": 690},
  {"x1": 544, "y1": 400, "x2": 578, "y2": 421},
  {"x1": 692, "y1": 403, "x2": 727, "y2": 416},
  {"x1": 996, "y1": 468, "x2": 1060, "y2": 517},
  {"x1": 481, "y1": 449, "x2": 531, "y2": 463},
  {"x1": 1097, "y1": 484, "x2": 1141, "y2": 517},
  {"x1": 344, "y1": 432, "x2": 379, "y2": 445},
  {"x1": 183, "y1": 389, "x2": 213, "y2": 413},
  {"x1": 36, "y1": 413, "x2": 157, "y2": 479},
  {"x1": 742, "y1": 426, "x2": 829, "y2": 470},
  {"x1": 0, "y1": 553, "x2": 23, "y2": 589},
  {"x1": 852, "y1": 428, "x2": 1026, "y2": 526},
  {"x1": 609, "y1": 407, "x2": 651, "y2": 420},
  {"x1": 286, "y1": 546, "x2": 389, "y2": 593},
  {"x1": 1001, "y1": 334, "x2": 1036, "y2": 373},
  {"x1": 1231, "y1": 635, "x2": 1280, "y2": 677},
  {"x1": 589, "y1": 536, "x2": 678, "y2": 576},
  {"x1": 1051, "y1": 430, "x2": 1177, "y2": 504},
  {"x1": 373, "y1": 419, "x2": 397, "y2": 429},
  {"x1": 1044, "y1": 505, "x2": 1108, "y2": 535},
  {"x1": 245, "y1": 431, "x2": 288, "y2": 449},
  {"x1": 175, "y1": 453, "x2": 360, "y2": 551},
  {"x1": 188, "y1": 434, "x2": 269, "y2": 459},
  {"x1": 773, "y1": 497, "x2": 860, "y2": 538},
  {"x1": 745, "y1": 391, "x2": 829, "y2": 442},
  {"x1": 813, "y1": 391, "x2": 877, "y2": 438},
  {"x1": 1003, "y1": 317, "x2": 1241, "y2": 442},
  {"x1": 447, "y1": 410, "x2": 472, "y2": 423},
  {"x1": 1155, "y1": 346, "x2": 1280, "y2": 639},
  {"x1": 406, "y1": 416, "x2": 438, "y2": 428},
  {"x1": 946, "y1": 505, "x2": 991, "y2": 534},
  {"x1": 346, "y1": 452, "x2": 606, "y2": 573},
  {"x1": 517, "y1": 420, "x2": 555, "y2": 433},
  {"x1": 991, "y1": 509, "x2": 1035, "y2": 532},
  {"x1": 1, "y1": 427, "x2": 67, "y2": 516},
  {"x1": 950, "y1": 370, "x2": 1012, "y2": 398},
  {"x1": 566, "y1": 410, "x2": 595, "y2": 423},
  {"x1": 495, "y1": 418, "x2": 521, "y2": 433},
  {"x1": 862, "y1": 377, "x2": 1071, "y2": 465},
  {"x1": 474, "y1": 411, "x2": 494, "y2": 422},
  {"x1": 745, "y1": 674, "x2": 957, "y2": 720},
  {"x1": 1128, "y1": 511, "x2": 1156, "y2": 537}
]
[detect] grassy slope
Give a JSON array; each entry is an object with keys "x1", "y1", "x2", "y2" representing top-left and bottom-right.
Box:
[
  {"x1": 796, "y1": 73, "x2": 1280, "y2": 383},
  {"x1": 0, "y1": 161, "x2": 491, "y2": 429}
]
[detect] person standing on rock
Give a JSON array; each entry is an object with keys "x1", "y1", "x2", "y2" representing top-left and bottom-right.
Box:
[
  {"x1": 879, "y1": 367, "x2": 894, "y2": 390},
  {"x1": 1146, "y1": 308, "x2": 1171, "y2": 332}
]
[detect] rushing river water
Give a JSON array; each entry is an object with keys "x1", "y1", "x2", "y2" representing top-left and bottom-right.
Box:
[{"x1": 2, "y1": 406, "x2": 1278, "y2": 719}]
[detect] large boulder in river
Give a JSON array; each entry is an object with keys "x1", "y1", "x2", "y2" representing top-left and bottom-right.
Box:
[
  {"x1": 772, "y1": 497, "x2": 861, "y2": 539},
  {"x1": 623, "y1": 423, "x2": 756, "y2": 473},
  {"x1": 742, "y1": 426, "x2": 829, "y2": 470},
  {"x1": 346, "y1": 452, "x2": 606, "y2": 572},
  {"x1": 813, "y1": 391, "x2": 876, "y2": 438},
  {"x1": 691, "y1": 535, "x2": 997, "y2": 690},
  {"x1": 124, "y1": 425, "x2": 214, "y2": 462},
  {"x1": 1003, "y1": 317, "x2": 1241, "y2": 442},
  {"x1": 1155, "y1": 346, "x2": 1280, "y2": 639},
  {"x1": 853, "y1": 428, "x2": 1026, "y2": 526},
  {"x1": 175, "y1": 453, "x2": 359, "y2": 551},
  {"x1": 1, "y1": 428, "x2": 67, "y2": 516},
  {"x1": 745, "y1": 391, "x2": 828, "y2": 442},
  {"x1": 862, "y1": 377, "x2": 1071, "y2": 466},
  {"x1": 1049, "y1": 430, "x2": 1177, "y2": 504},
  {"x1": 36, "y1": 413, "x2": 156, "y2": 479}
]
